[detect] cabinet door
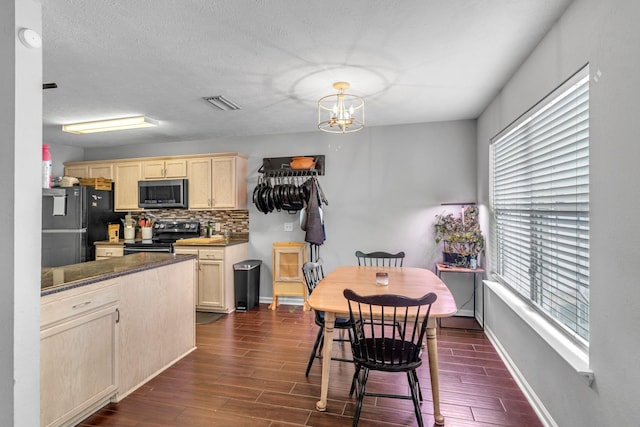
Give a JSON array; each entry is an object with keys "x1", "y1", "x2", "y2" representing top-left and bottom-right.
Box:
[
  {"x1": 114, "y1": 162, "x2": 142, "y2": 211},
  {"x1": 164, "y1": 159, "x2": 187, "y2": 178},
  {"x1": 198, "y1": 259, "x2": 224, "y2": 309},
  {"x1": 187, "y1": 158, "x2": 213, "y2": 209},
  {"x1": 41, "y1": 306, "x2": 118, "y2": 427},
  {"x1": 143, "y1": 159, "x2": 187, "y2": 179},
  {"x1": 142, "y1": 160, "x2": 166, "y2": 179},
  {"x1": 211, "y1": 157, "x2": 236, "y2": 208},
  {"x1": 88, "y1": 163, "x2": 114, "y2": 179},
  {"x1": 65, "y1": 165, "x2": 89, "y2": 179}
]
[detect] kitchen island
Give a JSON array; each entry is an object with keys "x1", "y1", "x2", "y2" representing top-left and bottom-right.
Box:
[{"x1": 40, "y1": 253, "x2": 196, "y2": 427}]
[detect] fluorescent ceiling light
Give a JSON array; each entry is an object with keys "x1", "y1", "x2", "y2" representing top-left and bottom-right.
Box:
[{"x1": 62, "y1": 116, "x2": 158, "y2": 134}]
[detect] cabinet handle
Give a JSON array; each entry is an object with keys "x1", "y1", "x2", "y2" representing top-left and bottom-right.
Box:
[
  {"x1": 116, "y1": 308, "x2": 120, "y2": 323},
  {"x1": 72, "y1": 301, "x2": 91, "y2": 309}
]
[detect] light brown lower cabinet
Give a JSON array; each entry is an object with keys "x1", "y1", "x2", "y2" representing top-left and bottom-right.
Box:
[
  {"x1": 40, "y1": 259, "x2": 195, "y2": 427},
  {"x1": 173, "y1": 243, "x2": 248, "y2": 312},
  {"x1": 40, "y1": 282, "x2": 120, "y2": 427}
]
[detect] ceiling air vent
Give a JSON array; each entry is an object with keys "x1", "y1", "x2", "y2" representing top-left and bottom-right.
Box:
[{"x1": 203, "y1": 95, "x2": 242, "y2": 111}]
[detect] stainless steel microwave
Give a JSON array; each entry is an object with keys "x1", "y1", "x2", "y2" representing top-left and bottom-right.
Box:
[{"x1": 138, "y1": 179, "x2": 188, "y2": 209}]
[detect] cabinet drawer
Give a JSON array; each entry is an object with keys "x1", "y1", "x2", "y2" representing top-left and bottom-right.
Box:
[
  {"x1": 41, "y1": 285, "x2": 120, "y2": 328},
  {"x1": 95, "y1": 246, "x2": 124, "y2": 258},
  {"x1": 199, "y1": 249, "x2": 224, "y2": 260}
]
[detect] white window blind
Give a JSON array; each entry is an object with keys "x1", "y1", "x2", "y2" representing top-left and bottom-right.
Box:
[{"x1": 490, "y1": 66, "x2": 590, "y2": 345}]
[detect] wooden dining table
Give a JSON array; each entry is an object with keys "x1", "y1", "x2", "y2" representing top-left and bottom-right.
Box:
[{"x1": 307, "y1": 265, "x2": 458, "y2": 426}]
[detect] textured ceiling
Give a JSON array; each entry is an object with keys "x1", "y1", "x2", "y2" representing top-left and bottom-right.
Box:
[{"x1": 42, "y1": 0, "x2": 572, "y2": 148}]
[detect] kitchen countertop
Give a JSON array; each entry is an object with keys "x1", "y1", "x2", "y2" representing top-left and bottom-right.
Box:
[
  {"x1": 95, "y1": 238, "x2": 249, "y2": 247},
  {"x1": 41, "y1": 252, "x2": 196, "y2": 296}
]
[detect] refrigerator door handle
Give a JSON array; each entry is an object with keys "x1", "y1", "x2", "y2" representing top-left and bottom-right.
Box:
[{"x1": 42, "y1": 228, "x2": 88, "y2": 234}]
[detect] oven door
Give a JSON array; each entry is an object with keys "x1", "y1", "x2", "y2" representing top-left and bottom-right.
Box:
[{"x1": 124, "y1": 243, "x2": 173, "y2": 255}]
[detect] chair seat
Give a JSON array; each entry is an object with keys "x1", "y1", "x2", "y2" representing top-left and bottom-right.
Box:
[
  {"x1": 316, "y1": 311, "x2": 351, "y2": 327},
  {"x1": 353, "y1": 338, "x2": 423, "y2": 372}
]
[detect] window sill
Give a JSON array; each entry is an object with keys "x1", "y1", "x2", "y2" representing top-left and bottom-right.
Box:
[{"x1": 483, "y1": 280, "x2": 594, "y2": 386}]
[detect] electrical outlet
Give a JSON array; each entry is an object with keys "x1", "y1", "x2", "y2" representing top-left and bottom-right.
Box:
[
  {"x1": 284, "y1": 222, "x2": 294, "y2": 232},
  {"x1": 215, "y1": 223, "x2": 221, "y2": 232}
]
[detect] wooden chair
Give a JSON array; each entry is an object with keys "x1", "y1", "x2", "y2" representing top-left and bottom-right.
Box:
[
  {"x1": 302, "y1": 261, "x2": 352, "y2": 377},
  {"x1": 343, "y1": 288, "x2": 437, "y2": 427},
  {"x1": 355, "y1": 250, "x2": 405, "y2": 267}
]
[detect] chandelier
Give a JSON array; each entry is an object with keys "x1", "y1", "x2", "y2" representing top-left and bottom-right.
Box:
[{"x1": 318, "y1": 82, "x2": 364, "y2": 133}]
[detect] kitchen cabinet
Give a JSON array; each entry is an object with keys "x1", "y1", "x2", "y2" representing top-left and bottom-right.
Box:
[
  {"x1": 88, "y1": 163, "x2": 114, "y2": 179},
  {"x1": 174, "y1": 242, "x2": 248, "y2": 312},
  {"x1": 113, "y1": 162, "x2": 143, "y2": 211},
  {"x1": 64, "y1": 164, "x2": 88, "y2": 178},
  {"x1": 187, "y1": 155, "x2": 248, "y2": 209},
  {"x1": 40, "y1": 282, "x2": 120, "y2": 427},
  {"x1": 40, "y1": 254, "x2": 196, "y2": 425},
  {"x1": 270, "y1": 242, "x2": 309, "y2": 310},
  {"x1": 64, "y1": 152, "x2": 247, "y2": 211},
  {"x1": 64, "y1": 162, "x2": 113, "y2": 179},
  {"x1": 95, "y1": 243, "x2": 124, "y2": 260},
  {"x1": 116, "y1": 259, "x2": 195, "y2": 398},
  {"x1": 142, "y1": 159, "x2": 187, "y2": 179}
]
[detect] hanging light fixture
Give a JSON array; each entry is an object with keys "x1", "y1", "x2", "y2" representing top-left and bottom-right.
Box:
[{"x1": 318, "y1": 82, "x2": 364, "y2": 134}]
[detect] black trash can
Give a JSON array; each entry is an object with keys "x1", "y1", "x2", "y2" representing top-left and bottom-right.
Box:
[{"x1": 233, "y1": 260, "x2": 262, "y2": 311}]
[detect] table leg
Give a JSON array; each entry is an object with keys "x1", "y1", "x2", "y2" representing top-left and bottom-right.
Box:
[
  {"x1": 426, "y1": 323, "x2": 445, "y2": 425},
  {"x1": 316, "y1": 312, "x2": 335, "y2": 412}
]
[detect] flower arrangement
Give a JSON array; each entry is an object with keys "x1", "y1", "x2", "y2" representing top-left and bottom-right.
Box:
[{"x1": 434, "y1": 205, "x2": 484, "y2": 265}]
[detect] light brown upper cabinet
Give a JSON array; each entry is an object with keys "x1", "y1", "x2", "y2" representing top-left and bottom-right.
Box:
[
  {"x1": 187, "y1": 155, "x2": 247, "y2": 210},
  {"x1": 114, "y1": 162, "x2": 143, "y2": 212},
  {"x1": 64, "y1": 153, "x2": 247, "y2": 211},
  {"x1": 142, "y1": 159, "x2": 187, "y2": 179},
  {"x1": 64, "y1": 162, "x2": 113, "y2": 179}
]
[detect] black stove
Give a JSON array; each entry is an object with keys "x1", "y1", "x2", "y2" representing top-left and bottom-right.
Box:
[{"x1": 123, "y1": 220, "x2": 201, "y2": 254}]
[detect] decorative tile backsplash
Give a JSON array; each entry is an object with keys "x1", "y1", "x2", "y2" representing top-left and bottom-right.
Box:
[{"x1": 134, "y1": 209, "x2": 249, "y2": 237}]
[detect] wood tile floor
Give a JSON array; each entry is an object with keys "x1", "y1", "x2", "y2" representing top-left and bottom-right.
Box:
[{"x1": 78, "y1": 304, "x2": 542, "y2": 427}]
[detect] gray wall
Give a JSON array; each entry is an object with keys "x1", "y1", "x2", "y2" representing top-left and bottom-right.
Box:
[
  {"x1": 79, "y1": 120, "x2": 479, "y2": 309},
  {"x1": 477, "y1": 0, "x2": 640, "y2": 425},
  {"x1": 1, "y1": 0, "x2": 42, "y2": 425}
]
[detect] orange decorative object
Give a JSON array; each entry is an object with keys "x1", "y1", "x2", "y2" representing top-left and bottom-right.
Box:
[{"x1": 290, "y1": 156, "x2": 315, "y2": 170}]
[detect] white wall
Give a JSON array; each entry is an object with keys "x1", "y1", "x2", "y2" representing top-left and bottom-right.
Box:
[
  {"x1": 81, "y1": 120, "x2": 478, "y2": 305},
  {"x1": 1, "y1": 0, "x2": 42, "y2": 425},
  {"x1": 477, "y1": 0, "x2": 640, "y2": 425}
]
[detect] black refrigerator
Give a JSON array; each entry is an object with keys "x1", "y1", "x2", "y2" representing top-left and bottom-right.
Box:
[{"x1": 42, "y1": 186, "x2": 126, "y2": 267}]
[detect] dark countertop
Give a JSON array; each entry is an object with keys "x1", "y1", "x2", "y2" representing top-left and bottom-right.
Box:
[
  {"x1": 41, "y1": 253, "x2": 196, "y2": 296},
  {"x1": 95, "y1": 238, "x2": 249, "y2": 247}
]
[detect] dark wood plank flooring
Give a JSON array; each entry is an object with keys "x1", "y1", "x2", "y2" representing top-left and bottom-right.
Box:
[{"x1": 78, "y1": 304, "x2": 542, "y2": 427}]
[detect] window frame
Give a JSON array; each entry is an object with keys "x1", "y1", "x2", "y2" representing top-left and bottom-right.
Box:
[{"x1": 489, "y1": 65, "x2": 590, "y2": 349}]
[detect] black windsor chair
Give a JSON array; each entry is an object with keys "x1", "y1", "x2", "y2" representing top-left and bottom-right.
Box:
[
  {"x1": 355, "y1": 250, "x2": 405, "y2": 267},
  {"x1": 302, "y1": 261, "x2": 352, "y2": 377},
  {"x1": 343, "y1": 288, "x2": 437, "y2": 427}
]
